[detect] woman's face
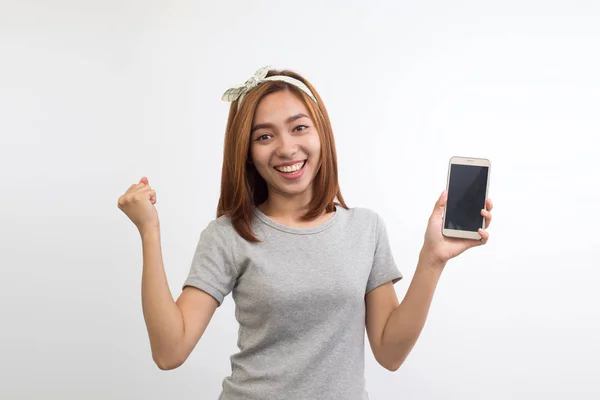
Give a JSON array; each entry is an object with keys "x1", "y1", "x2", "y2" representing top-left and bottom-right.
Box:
[{"x1": 249, "y1": 90, "x2": 322, "y2": 201}]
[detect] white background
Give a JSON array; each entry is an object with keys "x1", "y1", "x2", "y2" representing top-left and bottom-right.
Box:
[{"x1": 1, "y1": 1, "x2": 599, "y2": 399}]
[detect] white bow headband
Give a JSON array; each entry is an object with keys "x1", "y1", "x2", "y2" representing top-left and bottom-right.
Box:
[{"x1": 221, "y1": 65, "x2": 317, "y2": 110}]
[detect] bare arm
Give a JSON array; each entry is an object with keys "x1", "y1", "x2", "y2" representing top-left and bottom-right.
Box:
[
  {"x1": 366, "y1": 251, "x2": 445, "y2": 371},
  {"x1": 366, "y1": 192, "x2": 492, "y2": 371},
  {"x1": 140, "y1": 228, "x2": 218, "y2": 370}
]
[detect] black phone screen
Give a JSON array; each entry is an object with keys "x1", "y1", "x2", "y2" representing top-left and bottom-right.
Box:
[{"x1": 444, "y1": 164, "x2": 489, "y2": 232}]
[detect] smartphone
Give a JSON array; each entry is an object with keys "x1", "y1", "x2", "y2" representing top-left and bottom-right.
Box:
[{"x1": 442, "y1": 156, "x2": 491, "y2": 240}]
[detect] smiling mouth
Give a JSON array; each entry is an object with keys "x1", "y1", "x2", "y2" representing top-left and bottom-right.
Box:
[{"x1": 274, "y1": 160, "x2": 307, "y2": 173}]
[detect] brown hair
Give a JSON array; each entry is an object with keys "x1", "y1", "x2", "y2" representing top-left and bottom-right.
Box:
[{"x1": 216, "y1": 68, "x2": 347, "y2": 242}]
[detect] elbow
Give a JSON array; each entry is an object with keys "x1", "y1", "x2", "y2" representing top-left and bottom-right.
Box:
[
  {"x1": 383, "y1": 362, "x2": 402, "y2": 372},
  {"x1": 153, "y1": 352, "x2": 184, "y2": 371},
  {"x1": 376, "y1": 352, "x2": 404, "y2": 372},
  {"x1": 155, "y1": 360, "x2": 182, "y2": 371}
]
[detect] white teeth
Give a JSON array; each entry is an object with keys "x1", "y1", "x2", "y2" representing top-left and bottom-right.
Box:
[{"x1": 275, "y1": 161, "x2": 304, "y2": 173}]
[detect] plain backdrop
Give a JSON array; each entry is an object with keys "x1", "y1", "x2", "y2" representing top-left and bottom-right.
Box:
[{"x1": 1, "y1": 1, "x2": 599, "y2": 399}]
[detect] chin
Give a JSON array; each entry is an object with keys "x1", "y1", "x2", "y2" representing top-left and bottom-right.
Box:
[{"x1": 271, "y1": 173, "x2": 317, "y2": 197}]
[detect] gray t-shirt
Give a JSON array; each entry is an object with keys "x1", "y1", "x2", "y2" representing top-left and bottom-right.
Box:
[{"x1": 183, "y1": 206, "x2": 403, "y2": 400}]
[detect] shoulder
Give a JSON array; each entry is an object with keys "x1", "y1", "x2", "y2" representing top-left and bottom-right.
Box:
[
  {"x1": 212, "y1": 214, "x2": 236, "y2": 231},
  {"x1": 194, "y1": 215, "x2": 244, "y2": 269},
  {"x1": 338, "y1": 205, "x2": 382, "y2": 225},
  {"x1": 336, "y1": 205, "x2": 386, "y2": 236},
  {"x1": 198, "y1": 214, "x2": 241, "y2": 243}
]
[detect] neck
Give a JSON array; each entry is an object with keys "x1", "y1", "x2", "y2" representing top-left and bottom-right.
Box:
[{"x1": 258, "y1": 183, "x2": 319, "y2": 221}]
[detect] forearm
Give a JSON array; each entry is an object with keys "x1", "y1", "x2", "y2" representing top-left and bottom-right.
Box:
[
  {"x1": 380, "y1": 250, "x2": 445, "y2": 369},
  {"x1": 140, "y1": 228, "x2": 185, "y2": 365}
]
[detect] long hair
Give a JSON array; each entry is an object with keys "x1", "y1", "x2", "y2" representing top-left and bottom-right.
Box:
[{"x1": 216, "y1": 68, "x2": 347, "y2": 242}]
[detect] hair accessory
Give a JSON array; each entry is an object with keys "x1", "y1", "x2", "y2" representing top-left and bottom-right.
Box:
[{"x1": 222, "y1": 65, "x2": 317, "y2": 109}]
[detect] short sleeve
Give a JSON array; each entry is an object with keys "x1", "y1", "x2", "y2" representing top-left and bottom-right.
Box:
[
  {"x1": 366, "y1": 213, "x2": 403, "y2": 293},
  {"x1": 182, "y1": 220, "x2": 238, "y2": 306}
]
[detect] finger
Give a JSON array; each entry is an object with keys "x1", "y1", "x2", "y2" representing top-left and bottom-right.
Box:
[
  {"x1": 432, "y1": 190, "x2": 448, "y2": 216},
  {"x1": 149, "y1": 190, "x2": 157, "y2": 204},
  {"x1": 128, "y1": 187, "x2": 154, "y2": 204},
  {"x1": 134, "y1": 177, "x2": 149, "y2": 190},
  {"x1": 135, "y1": 180, "x2": 152, "y2": 192},
  {"x1": 477, "y1": 228, "x2": 490, "y2": 244},
  {"x1": 142, "y1": 187, "x2": 155, "y2": 201},
  {"x1": 486, "y1": 198, "x2": 493, "y2": 211},
  {"x1": 481, "y1": 209, "x2": 492, "y2": 228}
]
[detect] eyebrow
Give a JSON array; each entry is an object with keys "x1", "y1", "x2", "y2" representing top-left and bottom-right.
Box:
[{"x1": 251, "y1": 113, "x2": 310, "y2": 133}]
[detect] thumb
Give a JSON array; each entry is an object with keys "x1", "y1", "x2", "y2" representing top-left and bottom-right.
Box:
[
  {"x1": 140, "y1": 176, "x2": 149, "y2": 185},
  {"x1": 432, "y1": 190, "x2": 447, "y2": 216}
]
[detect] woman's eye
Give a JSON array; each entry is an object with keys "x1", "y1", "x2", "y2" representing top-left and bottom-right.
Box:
[
  {"x1": 294, "y1": 125, "x2": 308, "y2": 132},
  {"x1": 256, "y1": 134, "x2": 271, "y2": 141}
]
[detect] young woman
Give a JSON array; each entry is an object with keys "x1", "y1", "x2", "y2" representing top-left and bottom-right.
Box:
[{"x1": 118, "y1": 66, "x2": 493, "y2": 400}]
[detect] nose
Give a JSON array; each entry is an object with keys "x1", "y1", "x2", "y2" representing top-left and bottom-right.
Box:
[{"x1": 275, "y1": 134, "x2": 298, "y2": 158}]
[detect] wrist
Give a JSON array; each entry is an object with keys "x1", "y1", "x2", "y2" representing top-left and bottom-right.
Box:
[
  {"x1": 419, "y1": 247, "x2": 447, "y2": 270},
  {"x1": 140, "y1": 226, "x2": 160, "y2": 240}
]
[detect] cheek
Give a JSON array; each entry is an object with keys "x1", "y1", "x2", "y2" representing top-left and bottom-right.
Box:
[
  {"x1": 250, "y1": 146, "x2": 269, "y2": 170},
  {"x1": 306, "y1": 133, "x2": 321, "y2": 156}
]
